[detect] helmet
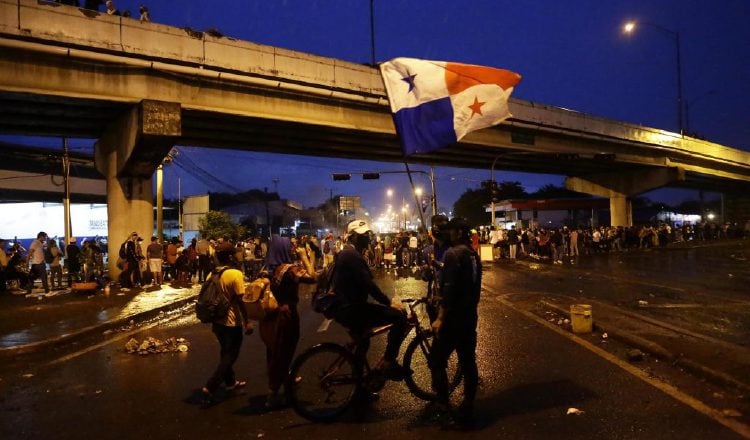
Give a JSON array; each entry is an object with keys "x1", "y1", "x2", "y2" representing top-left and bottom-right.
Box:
[{"x1": 346, "y1": 219, "x2": 371, "y2": 235}]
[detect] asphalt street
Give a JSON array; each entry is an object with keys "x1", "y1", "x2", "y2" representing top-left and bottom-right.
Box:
[{"x1": 1, "y1": 251, "x2": 748, "y2": 440}]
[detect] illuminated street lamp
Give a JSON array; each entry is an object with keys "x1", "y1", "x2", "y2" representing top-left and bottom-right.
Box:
[{"x1": 623, "y1": 20, "x2": 684, "y2": 135}]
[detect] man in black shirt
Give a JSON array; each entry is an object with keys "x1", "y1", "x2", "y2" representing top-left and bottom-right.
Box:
[
  {"x1": 430, "y1": 217, "x2": 482, "y2": 426},
  {"x1": 331, "y1": 220, "x2": 409, "y2": 380}
]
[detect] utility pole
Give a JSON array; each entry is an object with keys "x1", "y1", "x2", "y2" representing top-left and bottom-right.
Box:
[
  {"x1": 156, "y1": 164, "x2": 163, "y2": 241},
  {"x1": 62, "y1": 138, "x2": 72, "y2": 243}
]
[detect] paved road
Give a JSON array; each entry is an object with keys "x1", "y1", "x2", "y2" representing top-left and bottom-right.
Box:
[{"x1": 1, "y1": 264, "x2": 746, "y2": 439}]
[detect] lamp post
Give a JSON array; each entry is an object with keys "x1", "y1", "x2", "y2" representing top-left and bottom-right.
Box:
[
  {"x1": 369, "y1": 0, "x2": 376, "y2": 65},
  {"x1": 490, "y1": 155, "x2": 502, "y2": 227},
  {"x1": 623, "y1": 20, "x2": 684, "y2": 135}
]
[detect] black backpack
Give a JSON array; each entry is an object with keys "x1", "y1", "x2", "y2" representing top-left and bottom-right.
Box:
[
  {"x1": 118, "y1": 241, "x2": 128, "y2": 259},
  {"x1": 311, "y1": 262, "x2": 339, "y2": 317},
  {"x1": 44, "y1": 247, "x2": 54, "y2": 264},
  {"x1": 195, "y1": 268, "x2": 230, "y2": 323}
]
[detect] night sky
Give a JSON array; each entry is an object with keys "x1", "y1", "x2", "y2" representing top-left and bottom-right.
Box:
[{"x1": 6, "y1": 0, "x2": 750, "y2": 215}]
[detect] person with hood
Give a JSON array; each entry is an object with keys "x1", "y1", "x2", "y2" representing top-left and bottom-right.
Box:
[{"x1": 260, "y1": 235, "x2": 316, "y2": 409}]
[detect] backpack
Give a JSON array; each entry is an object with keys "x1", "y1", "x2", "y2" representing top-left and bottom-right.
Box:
[
  {"x1": 119, "y1": 241, "x2": 127, "y2": 259},
  {"x1": 311, "y1": 262, "x2": 339, "y2": 317},
  {"x1": 44, "y1": 247, "x2": 54, "y2": 264},
  {"x1": 195, "y1": 268, "x2": 230, "y2": 323},
  {"x1": 323, "y1": 240, "x2": 331, "y2": 254}
]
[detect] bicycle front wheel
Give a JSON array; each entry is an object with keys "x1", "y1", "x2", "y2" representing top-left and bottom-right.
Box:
[
  {"x1": 286, "y1": 343, "x2": 361, "y2": 422},
  {"x1": 403, "y1": 335, "x2": 463, "y2": 401}
]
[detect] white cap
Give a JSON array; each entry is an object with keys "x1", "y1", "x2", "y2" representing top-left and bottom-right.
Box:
[{"x1": 347, "y1": 219, "x2": 371, "y2": 235}]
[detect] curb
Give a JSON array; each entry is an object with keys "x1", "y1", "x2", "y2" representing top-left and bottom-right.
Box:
[
  {"x1": 0, "y1": 293, "x2": 198, "y2": 357},
  {"x1": 538, "y1": 300, "x2": 750, "y2": 395}
]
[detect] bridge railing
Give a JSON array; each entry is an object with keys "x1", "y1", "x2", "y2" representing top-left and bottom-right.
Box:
[{"x1": 0, "y1": 0, "x2": 385, "y2": 97}]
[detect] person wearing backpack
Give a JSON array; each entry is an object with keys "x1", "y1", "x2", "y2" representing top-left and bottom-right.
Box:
[{"x1": 200, "y1": 242, "x2": 248, "y2": 401}]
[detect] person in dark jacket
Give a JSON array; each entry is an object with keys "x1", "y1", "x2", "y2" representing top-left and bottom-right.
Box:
[
  {"x1": 331, "y1": 220, "x2": 409, "y2": 380},
  {"x1": 430, "y1": 217, "x2": 482, "y2": 427}
]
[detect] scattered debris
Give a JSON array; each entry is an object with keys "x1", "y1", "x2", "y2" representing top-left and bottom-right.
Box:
[
  {"x1": 566, "y1": 407, "x2": 585, "y2": 415},
  {"x1": 637, "y1": 300, "x2": 649, "y2": 307},
  {"x1": 117, "y1": 293, "x2": 126, "y2": 296},
  {"x1": 601, "y1": 333, "x2": 608, "y2": 339},
  {"x1": 95, "y1": 390, "x2": 103, "y2": 395},
  {"x1": 626, "y1": 349, "x2": 645, "y2": 362},
  {"x1": 22, "y1": 373, "x2": 34, "y2": 379},
  {"x1": 102, "y1": 330, "x2": 113, "y2": 335},
  {"x1": 728, "y1": 274, "x2": 734, "y2": 278},
  {"x1": 125, "y1": 337, "x2": 190, "y2": 355},
  {"x1": 722, "y1": 409, "x2": 742, "y2": 418},
  {"x1": 713, "y1": 392, "x2": 725, "y2": 399}
]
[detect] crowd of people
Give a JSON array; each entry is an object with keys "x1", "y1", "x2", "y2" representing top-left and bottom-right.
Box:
[{"x1": 53, "y1": 0, "x2": 151, "y2": 22}]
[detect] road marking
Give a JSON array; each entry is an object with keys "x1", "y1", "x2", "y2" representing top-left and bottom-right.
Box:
[
  {"x1": 47, "y1": 314, "x2": 194, "y2": 366},
  {"x1": 494, "y1": 293, "x2": 750, "y2": 439}
]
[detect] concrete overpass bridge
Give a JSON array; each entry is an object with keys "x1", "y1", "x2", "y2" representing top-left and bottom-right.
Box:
[{"x1": 1, "y1": 0, "x2": 749, "y2": 273}]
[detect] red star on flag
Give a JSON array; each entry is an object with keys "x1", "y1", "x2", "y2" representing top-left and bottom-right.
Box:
[{"x1": 468, "y1": 96, "x2": 486, "y2": 117}]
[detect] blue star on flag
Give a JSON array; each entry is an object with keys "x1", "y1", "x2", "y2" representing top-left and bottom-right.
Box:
[{"x1": 401, "y1": 73, "x2": 417, "y2": 92}]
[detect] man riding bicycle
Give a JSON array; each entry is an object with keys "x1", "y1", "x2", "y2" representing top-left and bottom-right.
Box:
[{"x1": 330, "y1": 219, "x2": 410, "y2": 380}]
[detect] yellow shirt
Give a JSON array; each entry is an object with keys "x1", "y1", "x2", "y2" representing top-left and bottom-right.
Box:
[{"x1": 208, "y1": 267, "x2": 245, "y2": 327}]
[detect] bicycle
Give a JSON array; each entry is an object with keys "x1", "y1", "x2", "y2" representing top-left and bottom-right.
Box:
[{"x1": 286, "y1": 297, "x2": 463, "y2": 422}]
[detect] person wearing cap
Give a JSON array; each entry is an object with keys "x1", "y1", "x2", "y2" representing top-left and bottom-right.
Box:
[
  {"x1": 330, "y1": 219, "x2": 410, "y2": 381},
  {"x1": 430, "y1": 217, "x2": 482, "y2": 426}
]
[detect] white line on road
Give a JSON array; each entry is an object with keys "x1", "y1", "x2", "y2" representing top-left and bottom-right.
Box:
[{"x1": 494, "y1": 293, "x2": 750, "y2": 439}]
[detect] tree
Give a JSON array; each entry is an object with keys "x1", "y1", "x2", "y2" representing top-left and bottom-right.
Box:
[
  {"x1": 454, "y1": 181, "x2": 528, "y2": 225},
  {"x1": 199, "y1": 211, "x2": 246, "y2": 241}
]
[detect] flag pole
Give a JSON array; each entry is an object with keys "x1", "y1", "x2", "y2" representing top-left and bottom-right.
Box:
[{"x1": 402, "y1": 158, "x2": 427, "y2": 231}]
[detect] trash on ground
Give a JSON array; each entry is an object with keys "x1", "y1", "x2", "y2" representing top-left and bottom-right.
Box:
[
  {"x1": 637, "y1": 300, "x2": 649, "y2": 307},
  {"x1": 125, "y1": 337, "x2": 191, "y2": 355},
  {"x1": 626, "y1": 349, "x2": 645, "y2": 362},
  {"x1": 22, "y1": 373, "x2": 34, "y2": 379},
  {"x1": 566, "y1": 407, "x2": 585, "y2": 415},
  {"x1": 722, "y1": 409, "x2": 742, "y2": 417},
  {"x1": 601, "y1": 333, "x2": 608, "y2": 339}
]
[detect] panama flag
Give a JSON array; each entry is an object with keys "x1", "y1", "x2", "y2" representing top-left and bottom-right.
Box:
[{"x1": 380, "y1": 57, "x2": 521, "y2": 156}]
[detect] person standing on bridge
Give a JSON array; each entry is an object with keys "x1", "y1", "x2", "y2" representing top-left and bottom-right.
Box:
[{"x1": 430, "y1": 217, "x2": 482, "y2": 427}]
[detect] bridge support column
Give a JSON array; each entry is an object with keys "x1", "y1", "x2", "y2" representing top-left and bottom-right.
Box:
[
  {"x1": 566, "y1": 167, "x2": 685, "y2": 227},
  {"x1": 95, "y1": 100, "x2": 181, "y2": 281}
]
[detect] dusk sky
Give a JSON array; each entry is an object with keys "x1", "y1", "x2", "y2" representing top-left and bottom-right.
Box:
[{"x1": 7, "y1": 0, "x2": 750, "y2": 215}]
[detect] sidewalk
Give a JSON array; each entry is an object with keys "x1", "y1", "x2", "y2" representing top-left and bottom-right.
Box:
[{"x1": 0, "y1": 282, "x2": 200, "y2": 356}]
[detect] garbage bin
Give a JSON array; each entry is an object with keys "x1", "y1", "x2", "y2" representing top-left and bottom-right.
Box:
[
  {"x1": 570, "y1": 304, "x2": 593, "y2": 333},
  {"x1": 479, "y1": 244, "x2": 494, "y2": 262}
]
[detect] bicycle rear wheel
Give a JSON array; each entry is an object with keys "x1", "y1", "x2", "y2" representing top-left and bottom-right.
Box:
[
  {"x1": 286, "y1": 343, "x2": 361, "y2": 422},
  {"x1": 403, "y1": 335, "x2": 463, "y2": 401}
]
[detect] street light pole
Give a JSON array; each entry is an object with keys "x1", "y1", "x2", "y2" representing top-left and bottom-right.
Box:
[
  {"x1": 623, "y1": 20, "x2": 684, "y2": 135},
  {"x1": 369, "y1": 0, "x2": 376, "y2": 66},
  {"x1": 490, "y1": 155, "x2": 502, "y2": 227}
]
